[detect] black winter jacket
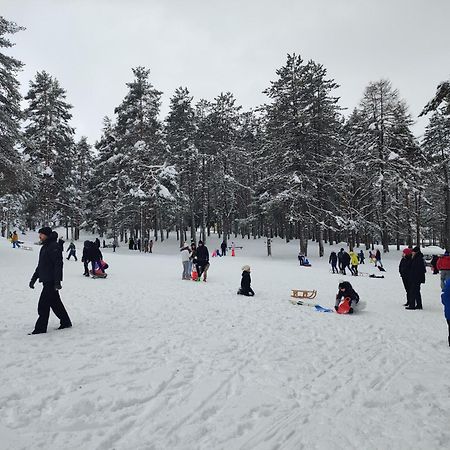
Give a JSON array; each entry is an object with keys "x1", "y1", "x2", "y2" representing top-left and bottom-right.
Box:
[
  {"x1": 399, "y1": 255, "x2": 412, "y2": 280},
  {"x1": 329, "y1": 252, "x2": 338, "y2": 264},
  {"x1": 196, "y1": 245, "x2": 209, "y2": 263},
  {"x1": 410, "y1": 252, "x2": 426, "y2": 284},
  {"x1": 335, "y1": 281, "x2": 359, "y2": 307},
  {"x1": 31, "y1": 232, "x2": 63, "y2": 283},
  {"x1": 241, "y1": 271, "x2": 251, "y2": 292}
]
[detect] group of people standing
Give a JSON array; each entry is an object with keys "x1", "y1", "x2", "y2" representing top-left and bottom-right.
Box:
[
  {"x1": 180, "y1": 240, "x2": 210, "y2": 281},
  {"x1": 128, "y1": 237, "x2": 153, "y2": 253}
]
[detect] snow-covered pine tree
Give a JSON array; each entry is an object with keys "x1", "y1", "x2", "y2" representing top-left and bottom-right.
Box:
[
  {"x1": 347, "y1": 79, "x2": 419, "y2": 252},
  {"x1": 0, "y1": 16, "x2": 26, "y2": 235},
  {"x1": 165, "y1": 87, "x2": 198, "y2": 244},
  {"x1": 257, "y1": 54, "x2": 342, "y2": 255},
  {"x1": 422, "y1": 107, "x2": 450, "y2": 250},
  {"x1": 23, "y1": 71, "x2": 75, "y2": 225}
]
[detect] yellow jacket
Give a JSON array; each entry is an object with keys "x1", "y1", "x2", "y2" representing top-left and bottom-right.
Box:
[
  {"x1": 350, "y1": 252, "x2": 359, "y2": 266},
  {"x1": 11, "y1": 233, "x2": 18, "y2": 242}
]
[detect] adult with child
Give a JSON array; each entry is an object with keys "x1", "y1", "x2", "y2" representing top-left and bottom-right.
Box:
[
  {"x1": 237, "y1": 265, "x2": 255, "y2": 296},
  {"x1": 195, "y1": 240, "x2": 209, "y2": 282},
  {"x1": 405, "y1": 246, "x2": 426, "y2": 310},
  {"x1": 28, "y1": 227, "x2": 72, "y2": 334}
]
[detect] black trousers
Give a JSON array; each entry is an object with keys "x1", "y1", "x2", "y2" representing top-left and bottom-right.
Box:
[
  {"x1": 447, "y1": 319, "x2": 450, "y2": 347},
  {"x1": 331, "y1": 263, "x2": 338, "y2": 273},
  {"x1": 34, "y1": 283, "x2": 71, "y2": 333},
  {"x1": 407, "y1": 282, "x2": 423, "y2": 309}
]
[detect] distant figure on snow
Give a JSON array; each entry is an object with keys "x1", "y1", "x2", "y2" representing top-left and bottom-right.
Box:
[
  {"x1": 237, "y1": 265, "x2": 255, "y2": 296},
  {"x1": 329, "y1": 251, "x2": 338, "y2": 274},
  {"x1": 349, "y1": 250, "x2": 359, "y2": 276},
  {"x1": 11, "y1": 230, "x2": 20, "y2": 248},
  {"x1": 66, "y1": 241, "x2": 77, "y2": 261},
  {"x1": 221, "y1": 240, "x2": 227, "y2": 256},
  {"x1": 358, "y1": 250, "x2": 365, "y2": 264},
  {"x1": 195, "y1": 240, "x2": 209, "y2": 282},
  {"x1": 405, "y1": 246, "x2": 426, "y2": 310}
]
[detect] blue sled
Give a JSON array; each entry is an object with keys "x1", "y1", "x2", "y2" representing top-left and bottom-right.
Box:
[{"x1": 314, "y1": 305, "x2": 333, "y2": 313}]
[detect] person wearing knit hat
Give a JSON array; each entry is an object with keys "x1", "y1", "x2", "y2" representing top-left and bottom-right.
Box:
[
  {"x1": 399, "y1": 248, "x2": 413, "y2": 305},
  {"x1": 28, "y1": 227, "x2": 72, "y2": 334},
  {"x1": 237, "y1": 265, "x2": 255, "y2": 296},
  {"x1": 405, "y1": 246, "x2": 426, "y2": 310}
]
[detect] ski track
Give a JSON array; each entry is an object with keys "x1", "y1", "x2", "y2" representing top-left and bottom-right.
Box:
[{"x1": 1, "y1": 235, "x2": 450, "y2": 450}]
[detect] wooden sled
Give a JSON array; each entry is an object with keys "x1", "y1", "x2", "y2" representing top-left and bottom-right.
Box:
[{"x1": 291, "y1": 289, "x2": 317, "y2": 300}]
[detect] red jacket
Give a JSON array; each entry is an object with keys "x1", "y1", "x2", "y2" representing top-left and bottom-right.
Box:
[{"x1": 437, "y1": 255, "x2": 450, "y2": 271}]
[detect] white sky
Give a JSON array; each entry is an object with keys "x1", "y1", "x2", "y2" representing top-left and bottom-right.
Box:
[{"x1": 2, "y1": 0, "x2": 449, "y2": 144}]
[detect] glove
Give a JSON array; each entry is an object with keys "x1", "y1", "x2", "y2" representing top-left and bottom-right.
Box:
[
  {"x1": 54, "y1": 281, "x2": 62, "y2": 291},
  {"x1": 334, "y1": 306, "x2": 338, "y2": 311},
  {"x1": 29, "y1": 280, "x2": 35, "y2": 289}
]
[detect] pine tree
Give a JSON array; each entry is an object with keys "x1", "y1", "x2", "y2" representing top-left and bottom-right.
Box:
[
  {"x1": 23, "y1": 71, "x2": 75, "y2": 224},
  {"x1": 0, "y1": 16, "x2": 25, "y2": 235}
]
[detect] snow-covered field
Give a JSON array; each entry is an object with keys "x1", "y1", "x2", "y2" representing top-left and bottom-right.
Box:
[{"x1": 1, "y1": 232, "x2": 449, "y2": 450}]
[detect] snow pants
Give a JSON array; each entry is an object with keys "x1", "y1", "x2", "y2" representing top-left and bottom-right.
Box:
[
  {"x1": 33, "y1": 283, "x2": 71, "y2": 333},
  {"x1": 238, "y1": 287, "x2": 255, "y2": 296},
  {"x1": 67, "y1": 250, "x2": 77, "y2": 261},
  {"x1": 12, "y1": 241, "x2": 20, "y2": 248},
  {"x1": 331, "y1": 263, "x2": 338, "y2": 274},
  {"x1": 407, "y1": 282, "x2": 423, "y2": 309}
]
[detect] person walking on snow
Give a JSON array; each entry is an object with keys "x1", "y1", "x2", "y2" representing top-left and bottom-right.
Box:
[
  {"x1": 335, "y1": 281, "x2": 360, "y2": 314},
  {"x1": 180, "y1": 242, "x2": 191, "y2": 280},
  {"x1": 441, "y1": 278, "x2": 450, "y2": 347},
  {"x1": 221, "y1": 240, "x2": 227, "y2": 256},
  {"x1": 28, "y1": 227, "x2": 72, "y2": 334},
  {"x1": 66, "y1": 241, "x2": 77, "y2": 261},
  {"x1": 399, "y1": 248, "x2": 413, "y2": 305},
  {"x1": 11, "y1": 230, "x2": 20, "y2": 248},
  {"x1": 405, "y1": 246, "x2": 426, "y2": 310},
  {"x1": 358, "y1": 250, "x2": 365, "y2": 264},
  {"x1": 437, "y1": 252, "x2": 450, "y2": 290},
  {"x1": 237, "y1": 265, "x2": 255, "y2": 296},
  {"x1": 195, "y1": 240, "x2": 209, "y2": 281},
  {"x1": 82, "y1": 241, "x2": 92, "y2": 276},
  {"x1": 349, "y1": 250, "x2": 359, "y2": 276},
  {"x1": 375, "y1": 249, "x2": 383, "y2": 268},
  {"x1": 329, "y1": 251, "x2": 338, "y2": 274}
]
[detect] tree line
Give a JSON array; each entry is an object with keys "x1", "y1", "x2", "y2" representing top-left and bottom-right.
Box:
[{"x1": 1, "y1": 16, "x2": 450, "y2": 254}]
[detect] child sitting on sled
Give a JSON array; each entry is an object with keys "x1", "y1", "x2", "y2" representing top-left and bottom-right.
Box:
[
  {"x1": 237, "y1": 265, "x2": 255, "y2": 296},
  {"x1": 335, "y1": 281, "x2": 359, "y2": 313}
]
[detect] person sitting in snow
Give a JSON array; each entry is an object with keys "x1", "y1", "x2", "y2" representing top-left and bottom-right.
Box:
[
  {"x1": 237, "y1": 265, "x2": 255, "y2": 296},
  {"x1": 335, "y1": 281, "x2": 360, "y2": 314}
]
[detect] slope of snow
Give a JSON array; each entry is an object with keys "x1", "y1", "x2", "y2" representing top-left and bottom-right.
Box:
[{"x1": 1, "y1": 234, "x2": 449, "y2": 450}]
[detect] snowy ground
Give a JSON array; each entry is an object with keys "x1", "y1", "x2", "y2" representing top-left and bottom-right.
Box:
[{"x1": 1, "y1": 232, "x2": 449, "y2": 450}]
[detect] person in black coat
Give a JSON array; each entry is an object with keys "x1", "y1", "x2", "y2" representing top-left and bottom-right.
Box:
[
  {"x1": 406, "y1": 246, "x2": 426, "y2": 310},
  {"x1": 329, "y1": 251, "x2": 338, "y2": 274},
  {"x1": 399, "y1": 248, "x2": 413, "y2": 305},
  {"x1": 237, "y1": 265, "x2": 255, "y2": 296},
  {"x1": 28, "y1": 227, "x2": 72, "y2": 334},
  {"x1": 220, "y1": 240, "x2": 227, "y2": 256},
  {"x1": 82, "y1": 240, "x2": 91, "y2": 276},
  {"x1": 335, "y1": 281, "x2": 360, "y2": 313},
  {"x1": 195, "y1": 240, "x2": 209, "y2": 281},
  {"x1": 88, "y1": 241, "x2": 105, "y2": 277}
]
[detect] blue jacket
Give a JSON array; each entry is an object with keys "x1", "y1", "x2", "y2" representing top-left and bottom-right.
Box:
[{"x1": 442, "y1": 278, "x2": 450, "y2": 320}]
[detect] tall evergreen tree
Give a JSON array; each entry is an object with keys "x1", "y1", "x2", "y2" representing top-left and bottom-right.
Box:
[{"x1": 23, "y1": 71, "x2": 75, "y2": 224}]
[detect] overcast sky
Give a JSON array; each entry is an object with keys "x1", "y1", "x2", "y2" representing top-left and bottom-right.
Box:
[{"x1": 2, "y1": 0, "x2": 449, "y2": 144}]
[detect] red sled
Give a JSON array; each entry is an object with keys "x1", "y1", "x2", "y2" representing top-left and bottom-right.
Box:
[{"x1": 337, "y1": 297, "x2": 351, "y2": 314}]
